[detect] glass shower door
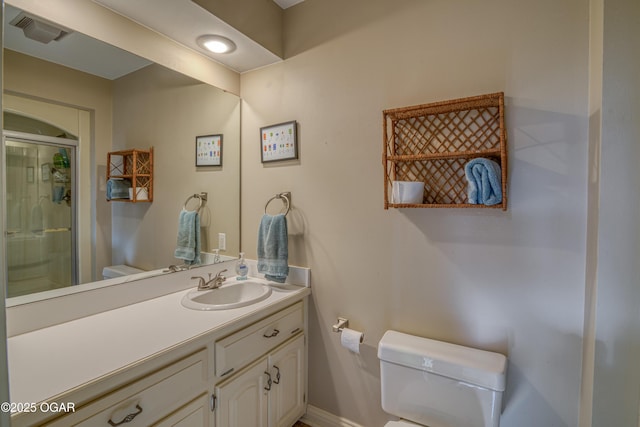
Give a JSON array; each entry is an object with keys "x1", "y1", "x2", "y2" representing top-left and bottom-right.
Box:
[{"x1": 4, "y1": 132, "x2": 77, "y2": 298}]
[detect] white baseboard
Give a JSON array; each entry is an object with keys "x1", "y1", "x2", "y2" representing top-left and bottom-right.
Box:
[{"x1": 300, "y1": 405, "x2": 364, "y2": 427}]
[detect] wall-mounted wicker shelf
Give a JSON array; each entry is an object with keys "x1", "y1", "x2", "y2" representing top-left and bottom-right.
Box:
[
  {"x1": 107, "y1": 147, "x2": 153, "y2": 203},
  {"x1": 383, "y1": 92, "x2": 507, "y2": 210}
]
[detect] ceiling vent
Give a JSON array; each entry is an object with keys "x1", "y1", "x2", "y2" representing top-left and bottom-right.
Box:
[{"x1": 9, "y1": 12, "x2": 72, "y2": 44}]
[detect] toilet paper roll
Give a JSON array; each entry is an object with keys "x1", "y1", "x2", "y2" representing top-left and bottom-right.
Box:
[{"x1": 341, "y1": 327, "x2": 364, "y2": 354}]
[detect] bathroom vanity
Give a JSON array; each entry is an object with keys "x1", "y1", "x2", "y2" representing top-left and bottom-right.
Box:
[{"x1": 7, "y1": 271, "x2": 310, "y2": 427}]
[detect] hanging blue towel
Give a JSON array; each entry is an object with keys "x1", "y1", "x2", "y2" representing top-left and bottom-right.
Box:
[
  {"x1": 464, "y1": 158, "x2": 503, "y2": 206},
  {"x1": 257, "y1": 214, "x2": 289, "y2": 283},
  {"x1": 174, "y1": 209, "x2": 201, "y2": 265}
]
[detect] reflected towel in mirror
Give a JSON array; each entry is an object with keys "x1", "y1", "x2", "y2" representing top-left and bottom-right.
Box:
[
  {"x1": 106, "y1": 178, "x2": 131, "y2": 200},
  {"x1": 257, "y1": 214, "x2": 288, "y2": 283},
  {"x1": 174, "y1": 209, "x2": 201, "y2": 265}
]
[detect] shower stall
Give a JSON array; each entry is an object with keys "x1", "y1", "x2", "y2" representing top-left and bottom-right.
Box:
[{"x1": 3, "y1": 129, "x2": 78, "y2": 298}]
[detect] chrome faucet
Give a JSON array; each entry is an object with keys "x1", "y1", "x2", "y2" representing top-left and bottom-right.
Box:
[{"x1": 192, "y1": 269, "x2": 227, "y2": 291}]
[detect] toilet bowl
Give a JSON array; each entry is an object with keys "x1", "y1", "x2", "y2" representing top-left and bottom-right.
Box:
[{"x1": 378, "y1": 330, "x2": 507, "y2": 427}]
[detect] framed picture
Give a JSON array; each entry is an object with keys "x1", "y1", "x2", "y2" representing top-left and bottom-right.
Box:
[
  {"x1": 41, "y1": 163, "x2": 51, "y2": 182},
  {"x1": 27, "y1": 167, "x2": 35, "y2": 183},
  {"x1": 260, "y1": 120, "x2": 298, "y2": 163},
  {"x1": 195, "y1": 134, "x2": 223, "y2": 167}
]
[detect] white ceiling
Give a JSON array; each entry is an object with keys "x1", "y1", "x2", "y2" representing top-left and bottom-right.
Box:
[
  {"x1": 4, "y1": 3, "x2": 153, "y2": 80},
  {"x1": 5, "y1": 0, "x2": 299, "y2": 80},
  {"x1": 93, "y1": 0, "x2": 283, "y2": 73},
  {"x1": 273, "y1": 0, "x2": 305, "y2": 8}
]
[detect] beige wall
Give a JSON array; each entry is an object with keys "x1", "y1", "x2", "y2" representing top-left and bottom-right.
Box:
[
  {"x1": 4, "y1": 49, "x2": 113, "y2": 282},
  {"x1": 241, "y1": 0, "x2": 589, "y2": 425},
  {"x1": 111, "y1": 64, "x2": 240, "y2": 270}
]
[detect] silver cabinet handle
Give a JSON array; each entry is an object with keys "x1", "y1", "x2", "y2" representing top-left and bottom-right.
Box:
[
  {"x1": 273, "y1": 365, "x2": 281, "y2": 384},
  {"x1": 263, "y1": 328, "x2": 280, "y2": 338},
  {"x1": 264, "y1": 371, "x2": 273, "y2": 391},
  {"x1": 108, "y1": 404, "x2": 143, "y2": 426}
]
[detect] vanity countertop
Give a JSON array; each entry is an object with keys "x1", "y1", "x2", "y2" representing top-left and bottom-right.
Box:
[{"x1": 7, "y1": 278, "x2": 310, "y2": 407}]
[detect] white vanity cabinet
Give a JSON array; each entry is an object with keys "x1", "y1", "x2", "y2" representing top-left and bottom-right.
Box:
[
  {"x1": 214, "y1": 334, "x2": 305, "y2": 427},
  {"x1": 213, "y1": 302, "x2": 306, "y2": 427},
  {"x1": 9, "y1": 284, "x2": 310, "y2": 427}
]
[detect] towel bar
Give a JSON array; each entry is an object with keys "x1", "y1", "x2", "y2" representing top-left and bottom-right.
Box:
[
  {"x1": 184, "y1": 192, "x2": 207, "y2": 211},
  {"x1": 264, "y1": 192, "x2": 291, "y2": 216}
]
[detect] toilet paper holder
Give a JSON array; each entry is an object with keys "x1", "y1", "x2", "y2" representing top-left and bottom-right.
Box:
[{"x1": 332, "y1": 317, "x2": 349, "y2": 333}]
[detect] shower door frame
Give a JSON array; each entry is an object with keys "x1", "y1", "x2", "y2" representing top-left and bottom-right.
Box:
[{"x1": 3, "y1": 130, "x2": 79, "y2": 289}]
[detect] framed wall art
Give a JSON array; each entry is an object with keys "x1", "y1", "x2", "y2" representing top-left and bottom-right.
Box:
[
  {"x1": 196, "y1": 134, "x2": 223, "y2": 167},
  {"x1": 260, "y1": 121, "x2": 298, "y2": 163}
]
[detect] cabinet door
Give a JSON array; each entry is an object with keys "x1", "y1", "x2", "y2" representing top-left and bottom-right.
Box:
[
  {"x1": 215, "y1": 359, "x2": 269, "y2": 427},
  {"x1": 154, "y1": 393, "x2": 212, "y2": 427},
  {"x1": 269, "y1": 334, "x2": 305, "y2": 427}
]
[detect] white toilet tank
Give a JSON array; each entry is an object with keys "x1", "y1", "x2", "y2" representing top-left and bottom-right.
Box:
[
  {"x1": 378, "y1": 330, "x2": 507, "y2": 427},
  {"x1": 102, "y1": 264, "x2": 145, "y2": 280}
]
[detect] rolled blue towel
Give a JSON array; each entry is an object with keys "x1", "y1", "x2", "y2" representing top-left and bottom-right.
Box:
[
  {"x1": 257, "y1": 214, "x2": 289, "y2": 283},
  {"x1": 174, "y1": 209, "x2": 201, "y2": 265},
  {"x1": 464, "y1": 158, "x2": 503, "y2": 206}
]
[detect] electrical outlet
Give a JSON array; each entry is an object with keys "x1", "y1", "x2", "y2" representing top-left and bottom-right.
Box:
[{"x1": 218, "y1": 233, "x2": 226, "y2": 251}]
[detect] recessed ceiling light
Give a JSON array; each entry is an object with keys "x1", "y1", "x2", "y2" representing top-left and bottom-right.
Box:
[{"x1": 196, "y1": 35, "x2": 236, "y2": 54}]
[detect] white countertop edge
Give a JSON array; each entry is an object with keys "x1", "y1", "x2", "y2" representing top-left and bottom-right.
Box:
[{"x1": 8, "y1": 277, "x2": 311, "y2": 408}]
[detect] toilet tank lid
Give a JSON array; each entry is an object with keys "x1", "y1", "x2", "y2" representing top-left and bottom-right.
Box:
[{"x1": 378, "y1": 330, "x2": 507, "y2": 392}]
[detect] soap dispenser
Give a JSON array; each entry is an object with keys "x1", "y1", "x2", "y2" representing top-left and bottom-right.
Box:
[{"x1": 235, "y1": 252, "x2": 248, "y2": 280}]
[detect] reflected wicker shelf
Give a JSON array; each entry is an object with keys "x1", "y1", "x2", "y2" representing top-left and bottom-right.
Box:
[
  {"x1": 383, "y1": 92, "x2": 507, "y2": 210},
  {"x1": 107, "y1": 147, "x2": 154, "y2": 203}
]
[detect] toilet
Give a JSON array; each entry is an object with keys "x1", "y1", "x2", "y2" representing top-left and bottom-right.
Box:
[
  {"x1": 377, "y1": 330, "x2": 507, "y2": 427},
  {"x1": 102, "y1": 264, "x2": 145, "y2": 280}
]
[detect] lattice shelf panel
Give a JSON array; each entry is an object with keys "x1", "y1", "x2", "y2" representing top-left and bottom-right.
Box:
[{"x1": 383, "y1": 92, "x2": 507, "y2": 210}]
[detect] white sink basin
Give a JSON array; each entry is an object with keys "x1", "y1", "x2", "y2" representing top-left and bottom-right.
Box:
[{"x1": 181, "y1": 280, "x2": 272, "y2": 311}]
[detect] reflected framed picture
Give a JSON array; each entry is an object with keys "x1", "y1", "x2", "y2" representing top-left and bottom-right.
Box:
[
  {"x1": 260, "y1": 120, "x2": 298, "y2": 163},
  {"x1": 41, "y1": 163, "x2": 51, "y2": 182},
  {"x1": 196, "y1": 134, "x2": 223, "y2": 167},
  {"x1": 27, "y1": 167, "x2": 34, "y2": 183}
]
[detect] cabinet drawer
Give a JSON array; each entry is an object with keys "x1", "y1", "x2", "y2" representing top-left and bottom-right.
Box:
[
  {"x1": 153, "y1": 393, "x2": 211, "y2": 427},
  {"x1": 47, "y1": 350, "x2": 207, "y2": 426},
  {"x1": 215, "y1": 302, "x2": 303, "y2": 378}
]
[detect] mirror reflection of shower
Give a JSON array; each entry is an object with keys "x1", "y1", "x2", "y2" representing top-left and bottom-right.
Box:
[{"x1": 4, "y1": 113, "x2": 78, "y2": 298}]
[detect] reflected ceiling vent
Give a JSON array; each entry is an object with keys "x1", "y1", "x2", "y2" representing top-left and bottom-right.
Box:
[{"x1": 9, "y1": 12, "x2": 72, "y2": 44}]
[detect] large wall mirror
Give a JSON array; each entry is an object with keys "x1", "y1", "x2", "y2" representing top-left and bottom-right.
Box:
[{"x1": 3, "y1": 3, "x2": 240, "y2": 303}]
